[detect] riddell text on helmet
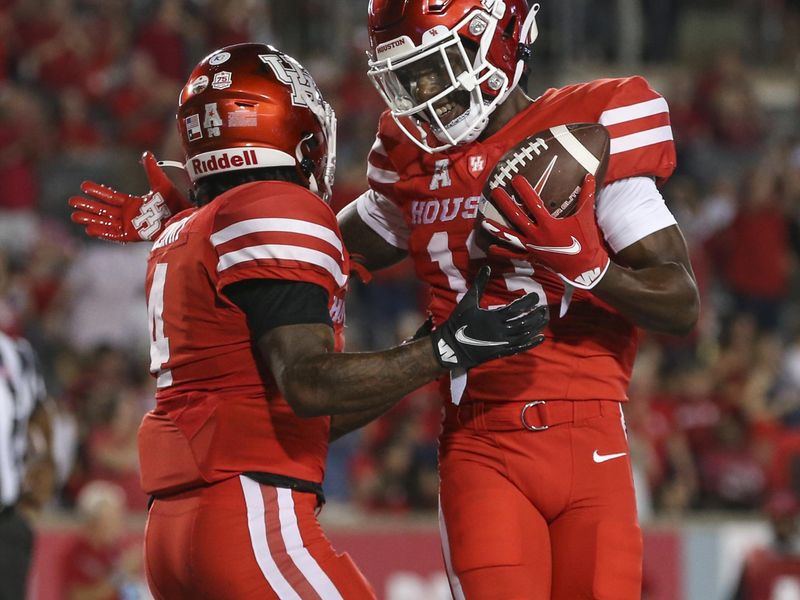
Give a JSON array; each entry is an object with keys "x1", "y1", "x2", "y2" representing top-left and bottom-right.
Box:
[{"x1": 191, "y1": 149, "x2": 259, "y2": 176}]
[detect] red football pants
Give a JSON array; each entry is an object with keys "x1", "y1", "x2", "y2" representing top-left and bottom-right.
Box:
[
  {"x1": 144, "y1": 475, "x2": 375, "y2": 599},
  {"x1": 438, "y1": 400, "x2": 642, "y2": 600}
]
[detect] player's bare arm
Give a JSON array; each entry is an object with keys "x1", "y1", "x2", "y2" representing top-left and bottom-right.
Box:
[
  {"x1": 592, "y1": 224, "x2": 699, "y2": 335},
  {"x1": 337, "y1": 200, "x2": 407, "y2": 272},
  {"x1": 261, "y1": 322, "x2": 442, "y2": 418},
  {"x1": 487, "y1": 173, "x2": 698, "y2": 335},
  {"x1": 260, "y1": 266, "x2": 548, "y2": 419}
]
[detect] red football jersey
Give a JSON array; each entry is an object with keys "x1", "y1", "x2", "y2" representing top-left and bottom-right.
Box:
[
  {"x1": 138, "y1": 180, "x2": 348, "y2": 496},
  {"x1": 365, "y1": 77, "x2": 676, "y2": 402}
]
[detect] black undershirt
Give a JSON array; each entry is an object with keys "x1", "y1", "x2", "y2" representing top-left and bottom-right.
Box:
[{"x1": 224, "y1": 279, "x2": 332, "y2": 340}]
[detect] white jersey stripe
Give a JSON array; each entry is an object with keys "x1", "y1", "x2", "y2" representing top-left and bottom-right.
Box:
[
  {"x1": 217, "y1": 244, "x2": 347, "y2": 286},
  {"x1": 239, "y1": 476, "x2": 303, "y2": 600},
  {"x1": 211, "y1": 218, "x2": 343, "y2": 257},
  {"x1": 370, "y1": 137, "x2": 388, "y2": 157},
  {"x1": 438, "y1": 498, "x2": 466, "y2": 600},
  {"x1": 550, "y1": 125, "x2": 601, "y2": 174},
  {"x1": 598, "y1": 97, "x2": 669, "y2": 126},
  {"x1": 367, "y1": 163, "x2": 400, "y2": 184},
  {"x1": 609, "y1": 126, "x2": 673, "y2": 155},
  {"x1": 276, "y1": 488, "x2": 343, "y2": 600}
]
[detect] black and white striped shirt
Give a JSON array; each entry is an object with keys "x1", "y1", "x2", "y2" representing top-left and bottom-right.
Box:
[{"x1": 0, "y1": 332, "x2": 46, "y2": 508}]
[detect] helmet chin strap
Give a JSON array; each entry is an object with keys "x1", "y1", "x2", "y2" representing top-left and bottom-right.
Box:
[
  {"x1": 511, "y1": 3, "x2": 540, "y2": 91},
  {"x1": 157, "y1": 160, "x2": 187, "y2": 172}
]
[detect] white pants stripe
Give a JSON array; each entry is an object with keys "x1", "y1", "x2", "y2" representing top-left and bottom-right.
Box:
[
  {"x1": 438, "y1": 496, "x2": 466, "y2": 600},
  {"x1": 275, "y1": 487, "x2": 343, "y2": 600},
  {"x1": 240, "y1": 476, "x2": 344, "y2": 599},
  {"x1": 240, "y1": 476, "x2": 303, "y2": 599}
]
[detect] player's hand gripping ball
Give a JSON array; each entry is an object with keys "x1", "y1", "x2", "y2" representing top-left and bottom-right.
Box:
[
  {"x1": 478, "y1": 123, "x2": 610, "y2": 241},
  {"x1": 478, "y1": 124, "x2": 613, "y2": 290}
]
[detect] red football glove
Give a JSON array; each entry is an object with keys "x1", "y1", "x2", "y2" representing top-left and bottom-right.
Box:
[
  {"x1": 482, "y1": 174, "x2": 610, "y2": 290},
  {"x1": 69, "y1": 152, "x2": 191, "y2": 242}
]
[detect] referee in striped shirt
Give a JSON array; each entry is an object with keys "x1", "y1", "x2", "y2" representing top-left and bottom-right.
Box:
[{"x1": 0, "y1": 330, "x2": 53, "y2": 600}]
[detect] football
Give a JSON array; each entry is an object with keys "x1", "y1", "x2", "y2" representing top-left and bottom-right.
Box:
[{"x1": 479, "y1": 123, "x2": 610, "y2": 227}]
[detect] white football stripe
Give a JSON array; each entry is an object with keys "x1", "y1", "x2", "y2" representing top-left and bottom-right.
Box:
[
  {"x1": 550, "y1": 125, "x2": 600, "y2": 174},
  {"x1": 211, "y1": 218, "x2": 343, "y2": 256},
  {"x1": 370, "y1": 136, "x2": 388, "y2": 157},
  {"x1": 239, "y1": 476, "x2": 302, "y2": 600},
  {"x1": 610, "y1": 125, "x2": 673, "y2": 155},
  {"x1": 599, "y1": 97, "x2": 669, "y2": 126},
  {"x1": 438, "y1": 499, "x2": 466, "y2": 600},
  {"x1": 276, "y1": 488, "x2": 344, "y2": 600},
  {"x1": 367, "y1": 163, "x2": 400, "y2": 184},
  {"x1": 217, "y1": 243, "x2": 347, "y2": 286}
]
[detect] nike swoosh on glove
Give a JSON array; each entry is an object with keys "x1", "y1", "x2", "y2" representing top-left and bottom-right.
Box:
[
  {"x1": 482, "y1": 174, "x2": 610, "y2": 290},
  {"x1": 431, "y1": 266, "x2": 549, "y2": 370},
  {"x1": 69, "y1": 151, "x2": 192, "y2": 242}
]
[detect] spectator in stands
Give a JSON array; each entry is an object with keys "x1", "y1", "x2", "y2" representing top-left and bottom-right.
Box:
[
  {"x1": 108, "y1": 51, "x2": 175, "y2": 150},
  {"x1": 62, "y1": 480, "x2": 148, "y2": 600},
  {"x1": 707, "y1": 166, "x2": 795, "y2": 332},
  {"x1": 84, "y1": 389, "x2": 149, "y2": 511},
  {"x1": 732, "y1": 490, "x2": 800, "y2": 599},
  {"x1": 697, "y1": 410, "x2": 767, "y2": 510},
  {"x1": 134, "y1": 0, "x2": 188, "y2": 83},
  {"x1": 694, "y1": 49, "x2": 765, "y2": 149},
  {"x1": 57, "y1": 90, "x2": 105, "y2": 156},
  {"x1": 0, "y1": 84, "x2": 49, "y2": 212}
]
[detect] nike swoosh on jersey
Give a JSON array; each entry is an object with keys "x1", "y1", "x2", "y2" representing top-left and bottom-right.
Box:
[
  {"x1": 527, "y1": 236, "x2": 582, "y2": 255},
  {"x1": 454, "y1": 326, "x2": 509, "y2": 347},
  {"x1": 592, "y1": 450, "x2": 627, "y2": 464}
]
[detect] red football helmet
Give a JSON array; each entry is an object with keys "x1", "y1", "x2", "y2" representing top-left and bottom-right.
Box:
[
  {"x1": 367, "y1": 0, "x2": 540, "y2": 152},
  {"x1": 174, "y1": 43, "x2": 336, "y2": 202}
]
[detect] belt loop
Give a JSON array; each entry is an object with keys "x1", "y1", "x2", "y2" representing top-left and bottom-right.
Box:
[{"x1": 476, "y1": 401, "x2": 486, "y2": 432}]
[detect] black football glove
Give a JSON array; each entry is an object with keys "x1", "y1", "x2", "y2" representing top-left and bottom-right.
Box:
[{"x1": 431, "y1": 266, "x2": 548, "y2": 370}]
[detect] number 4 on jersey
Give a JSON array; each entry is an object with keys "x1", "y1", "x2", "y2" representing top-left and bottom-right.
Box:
[{"x1": 148, "y1": 263, "x2": 173, "y2": 388}]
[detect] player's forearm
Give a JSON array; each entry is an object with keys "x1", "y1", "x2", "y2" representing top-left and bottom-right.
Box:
[
  {"x1": 281, "y1": 338, "x2": 445, "y2": 417},
  {"x1": 592, "y1": 260, "x2": 699, "y2": 335}
]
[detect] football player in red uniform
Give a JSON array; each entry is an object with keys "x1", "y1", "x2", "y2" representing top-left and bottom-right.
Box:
[
  {"x1": 69, "y1": 43, "x2": 549, "y2": 599},
  {"x1": 333, "y1": 1, "x2": 700, "y2": 598}
]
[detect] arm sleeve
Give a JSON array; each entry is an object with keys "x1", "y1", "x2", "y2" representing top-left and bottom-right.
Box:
[
  {"x1": 596, "y1": 76, "x2": 677, "y2": 184},
  {"x1": 596, "y1": 176, "x2": 677, "y2": 253},
  {"x1": 354, "y1": 188, "x2": 410, "y2": 249},
  {"x1": 224, "y1": 279, "x2": 332, "y2": 340},
  {"x1": 359, "y1": 123, "x2": 412, "y2": 249}
]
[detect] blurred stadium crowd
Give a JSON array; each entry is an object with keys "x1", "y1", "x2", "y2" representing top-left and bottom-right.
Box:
[{"x1": 2, "y1": 0, "x2": 800, "y2": 542}]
